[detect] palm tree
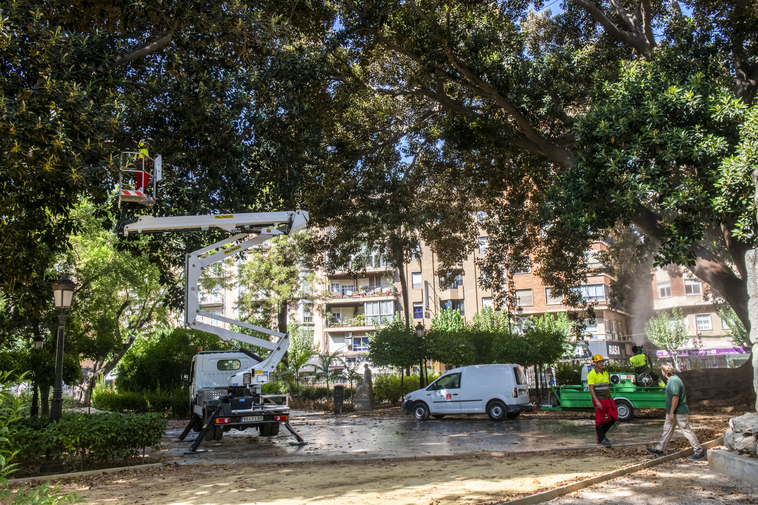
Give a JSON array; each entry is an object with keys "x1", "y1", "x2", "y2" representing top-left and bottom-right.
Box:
[
  {"x1": 313, "y1": 350, "x2": 345, "y2": 393},
  {"x1": 286, "y1": 347, "x2": 315, "y2": 391}
]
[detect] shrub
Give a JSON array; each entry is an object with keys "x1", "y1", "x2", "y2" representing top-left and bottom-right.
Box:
[
  {"x1": 93, "y1": 389, "x2": 189, "y2": 418},
  {"x1": 10, "y1": 412, "x2": 166, "y2": 471},
  {"x1": 372, "y1": 374, "x2": 421, "y2": 405},
  {"x1": 554, "y1": 362, "x2": 583, "y2": 385}
]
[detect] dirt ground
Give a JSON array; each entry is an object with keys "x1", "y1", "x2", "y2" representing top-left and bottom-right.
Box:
[
  {"x1": 9, "y1": 425, "x2": 727, "y2": 505},
  {"x1": 44, "y1": 450, "x2": 659, "y2": 504},
  {"x1": 6, "y1": 407, "x2": 744, "y2": 504}
]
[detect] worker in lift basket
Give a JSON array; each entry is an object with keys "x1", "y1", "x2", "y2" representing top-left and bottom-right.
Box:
[
  {"x1": 587, "y1": 354, "x2": 618, "y2": 448},
  {"x1": 135, "y1": 140, "x2": 151, "y2": 192},
  {"x1": 630, "y1": 345, "x2": 665, "y2": 387}
]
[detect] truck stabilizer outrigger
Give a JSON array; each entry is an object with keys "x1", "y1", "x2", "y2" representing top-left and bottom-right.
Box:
[{"x1": 119, "y1": 210, "x2": 309, "y2": 452}]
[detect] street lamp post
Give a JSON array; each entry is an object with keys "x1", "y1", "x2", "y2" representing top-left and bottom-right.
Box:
[
  {"x1": 51, "y1": 275, "x2": 75, "y2": 422},
  {"x1": 30, "y1": 334, "x2": 44, "y2": 417},
  {"x1": 415, "y1": 321, "x2": 425, "y2": 389}
]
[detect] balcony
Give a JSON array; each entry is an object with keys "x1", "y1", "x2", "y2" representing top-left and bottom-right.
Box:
[
  {"x1": 324, "y1": 314, "x2": 392, "y2": 332},
  {"x1": 328, "y1": 287, "x2": 396, "y2": 305}
]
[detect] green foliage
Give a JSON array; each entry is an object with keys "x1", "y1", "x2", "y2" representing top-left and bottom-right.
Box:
[
  {"x1": 372, "y1": 374, "x2": 421, "y2": 406},
  {"x1": 311, "y1": 351, "x2": 344, "y2": 392},
  {"x1": 718, "y1": 307, "x2": 750, "y2": 348},
  {"x1": 0, "y1": 372, "x2": 81, "y2": 504},
  {"x1": 116, "y1": 328, "x2": 233, "y2": 393},
  {"x1": 261, "y1": 382, "x2": 288, "y2": 395},
  {"x1": 430, "y1": 309, "x2": 466, "y2": 331},
  {"x1": 368, "y1": 316, "x2": 419, "y2": 370},
  {"x1": 554, "y1": 362, "x2": 582, "y2": 386},
  {"x1": 236, "y1": 232, "x2": 316, "y2": 333},
  {"x1": 646, "y1": 308, "x2": 690, "y2": 371},
  {"x1": 92, "y1": 389, "x2": 189, "y2": 419},
  {"x1": 9, "y1": 412, "x2": 166, "y2": 470}
]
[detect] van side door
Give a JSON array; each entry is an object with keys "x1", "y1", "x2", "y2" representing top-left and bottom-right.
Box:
[{"x1": 426, "y1": 372, "x2": 462, "y2": 414}]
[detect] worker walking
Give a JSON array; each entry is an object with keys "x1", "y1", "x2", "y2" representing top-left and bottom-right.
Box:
[
  {"x1": 587, "y1": 354, "x2": 618, "y2": 448},
  {"x1": 647, "y1": 363, "x2": 706, "y2": 460},
  {"x1": 630, "y1": 345, "x2": 665, "y2": 387}
]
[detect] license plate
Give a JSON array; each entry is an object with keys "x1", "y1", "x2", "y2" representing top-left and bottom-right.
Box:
[{"x1": 243, "y1": 416, "x2": 263, "y2": 422}]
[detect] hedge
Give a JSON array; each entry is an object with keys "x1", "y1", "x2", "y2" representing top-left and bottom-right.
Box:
[
  {"x1": 10, "y1": 412, "x2": 166, "y2": 471},
  {"x1": 92, "y1": 389, "x2": 190, "y2": 418}
]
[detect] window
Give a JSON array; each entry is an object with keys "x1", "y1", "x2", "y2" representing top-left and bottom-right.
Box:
[
  {"x1": 696, "y1": 314, "x2": 712, "y2": 331},
  {"x1": 413, "y1": 302, "x2": 423, "y2": 319},
  {"x1": 430, "y1": 373, "x2": 461, "y2": 390},
  {"x1": 515, "y1": 289, "x2": 533, "y2": 307},
  {"x1": 412, "y1": 272, "x2": 422, "y2": 290},
  {"x1": 658, "y1": 282, "x2": 672, "y2": 298},
  {"x1": 302, "y1": 310, "x2": 313, "y2": 324},
  {"x1": 440, "y1": 299, "x2": 465, "y2": 316},
  {"x1": 584, "y1": 319, "x2": 599, "y2": 335},
  {"x1": 482, "y1": 297, "x2": 493, "y2": 309},
  {"x1": 586, "y1": 251, "x2": 602, "y2": 268},
  {"x1": 365, "y1": 300, "x2": 394, "y2": 326},
  {"x1": 478, "y1": 237, "x2": 489, "y2": 254},
  {"x1": 545, "y1": 288, "x2": 563, "y2": 305},
  {"x1": 576, "y1": 284, "x2": 608, "y2": 302},
  {"x1": 331, "y1": 282, "x2": 341, "y2": 293},
  {"x1": 685, "y1": 279, "x2": 702, "y2": 295},
  {"x1": 513, "y1": 264, "x2": 531, "y2": 274},
  {"x1": 476, "y1": 211, "x2": 487, "y2": 223},
  {"x1": 440, "y1": 274, "x2": 463, "y2": 290},
  {"x1": 217, "y1": 360, "x2": 241, "y2": 370},
  {"x1": 353, "y1": 336, "x2": 370, "y2": 351}
]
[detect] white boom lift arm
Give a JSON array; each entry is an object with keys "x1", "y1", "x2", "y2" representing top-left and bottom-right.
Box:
[{"x1": 120, "y1": 211, "x2": 309, "y2": 374}]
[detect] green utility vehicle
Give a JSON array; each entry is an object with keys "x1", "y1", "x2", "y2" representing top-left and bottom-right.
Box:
[{"x1": 541, "y1": 366, "x2": 665, "y2": 421}]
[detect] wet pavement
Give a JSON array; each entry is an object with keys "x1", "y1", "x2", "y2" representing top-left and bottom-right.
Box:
[{"x1": 163, "y1": 411, "x2": 700, "y2": 465}]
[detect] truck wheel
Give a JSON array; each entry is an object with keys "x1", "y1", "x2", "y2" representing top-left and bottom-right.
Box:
[
  {"x1": 412, "y1": 402, "x2": 430, "y2": 421},
  {"x1": 213, "y1": 424, "x2": 223, "y2": 441},
  {"x1": 269, "y1": 422, "x2": 280, "y2": 436},
  {"x1": 486, "y1": 400, "x2": 507, "y2": 421},
  {"x1": 506, "y1": 412, "x2": 520, "y2": 420},
  {"x1": 204, "y1": 425, "x2": 215, "y2": 442},
  {"x1": 259, "y1": 423, "x2": 272, "y2": 436},
  {"x1": 615, "y1": 399, "x2": 634, "y2": 421}
]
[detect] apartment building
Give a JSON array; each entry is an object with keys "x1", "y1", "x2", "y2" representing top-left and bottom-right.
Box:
[
  {"x1": 314, "y1": 238, "x2": 634, "y2": 368},
  {"x1": 650, "y1": 266, "x2": 749, "y2": 368}
]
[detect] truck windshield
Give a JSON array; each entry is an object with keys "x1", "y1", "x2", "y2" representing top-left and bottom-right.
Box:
[{"x1": 515, "y1": 366, "x2": 527, "y2": 385}]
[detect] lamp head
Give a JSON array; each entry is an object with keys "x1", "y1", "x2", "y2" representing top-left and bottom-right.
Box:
[{"x1": 52, "y1": 274, "x2": 76, "y2": 309}]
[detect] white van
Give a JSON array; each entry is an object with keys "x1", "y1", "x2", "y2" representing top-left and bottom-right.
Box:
[{"x1": 401, "y1": 364, "x2": 532, "y2": 421}]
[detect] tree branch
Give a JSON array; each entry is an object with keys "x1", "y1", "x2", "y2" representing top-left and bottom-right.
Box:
[
  {"x1": 442, "y1": 46, "x2": 576, "y2": 167},
  {"x1": 573, "y1": 0, "x2": 655, "y2": 56},
  {"x1": 114, "y1": 22, "x2": 179, "y2": 66},
  {"x1": 631, "y1": 205, "x2": 749, "y2": 329}
]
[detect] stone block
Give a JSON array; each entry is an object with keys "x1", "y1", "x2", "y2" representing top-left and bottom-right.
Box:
[
  {"x1": 709, "y1": 449, "x2": 758, "y2": 484},
  {"x1": 724, "y1": 428, "x2": 735, "y2": 451},
  {"x1": 730, "y1": 413, "x2": 758, "y2": 434}
]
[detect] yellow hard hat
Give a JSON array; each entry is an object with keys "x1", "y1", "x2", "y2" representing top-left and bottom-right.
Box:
[{"x1": 592, "y1": 354, "x2": 606, "y2": 363}]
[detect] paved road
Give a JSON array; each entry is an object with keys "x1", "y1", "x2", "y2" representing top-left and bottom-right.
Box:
[{"x1": 163, "y1": 411, "x2": 699, "y2": 465}]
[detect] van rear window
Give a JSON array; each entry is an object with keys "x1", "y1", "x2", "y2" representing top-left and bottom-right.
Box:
[{"x1": 514, "y1": 366, "x2": 527, "y2": 385}]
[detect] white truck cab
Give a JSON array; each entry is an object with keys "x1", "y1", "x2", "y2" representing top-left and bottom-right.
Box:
[{"x1": 402, "y1": 364, "x2": 533, "y2": 421}]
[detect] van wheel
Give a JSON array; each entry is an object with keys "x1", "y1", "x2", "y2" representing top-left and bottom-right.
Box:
[
  {"x1": 432, "y1": 415, "x2": 445, "y2": 419},
  {"x1": 486, "y1": 400, "x2": 507, "y2": 421},
  {"x1": 412, "y1": 402, "x2": 430, "y2": 421},
  {"x1": 615, "y1": 399, "x2": 634, "y2": 421},
  {"x1": 506, "y1": 412, "x2": 520, "y2": 420}
]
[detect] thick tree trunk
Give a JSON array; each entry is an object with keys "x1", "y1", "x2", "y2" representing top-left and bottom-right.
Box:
[
  {"x1": 278, "y1": 300, "x2": 288, "y2": 334},
  {"x1": 397, "y1": 265, "x2": 411, "y2": 326}
]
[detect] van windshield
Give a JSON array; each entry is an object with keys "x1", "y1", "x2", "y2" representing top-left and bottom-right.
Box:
[{"x1": 514, "y1": 366, "x2": 527, "y2": 385}]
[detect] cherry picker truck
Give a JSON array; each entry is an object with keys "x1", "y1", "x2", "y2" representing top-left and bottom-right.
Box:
[{"x1": 119, "y1": 208, "x2": 310, "y2": 452}]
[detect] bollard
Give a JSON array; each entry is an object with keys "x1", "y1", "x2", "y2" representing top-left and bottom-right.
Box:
[{"x1": 333, "y1": 384, "x2": 344, "y2": 414}]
